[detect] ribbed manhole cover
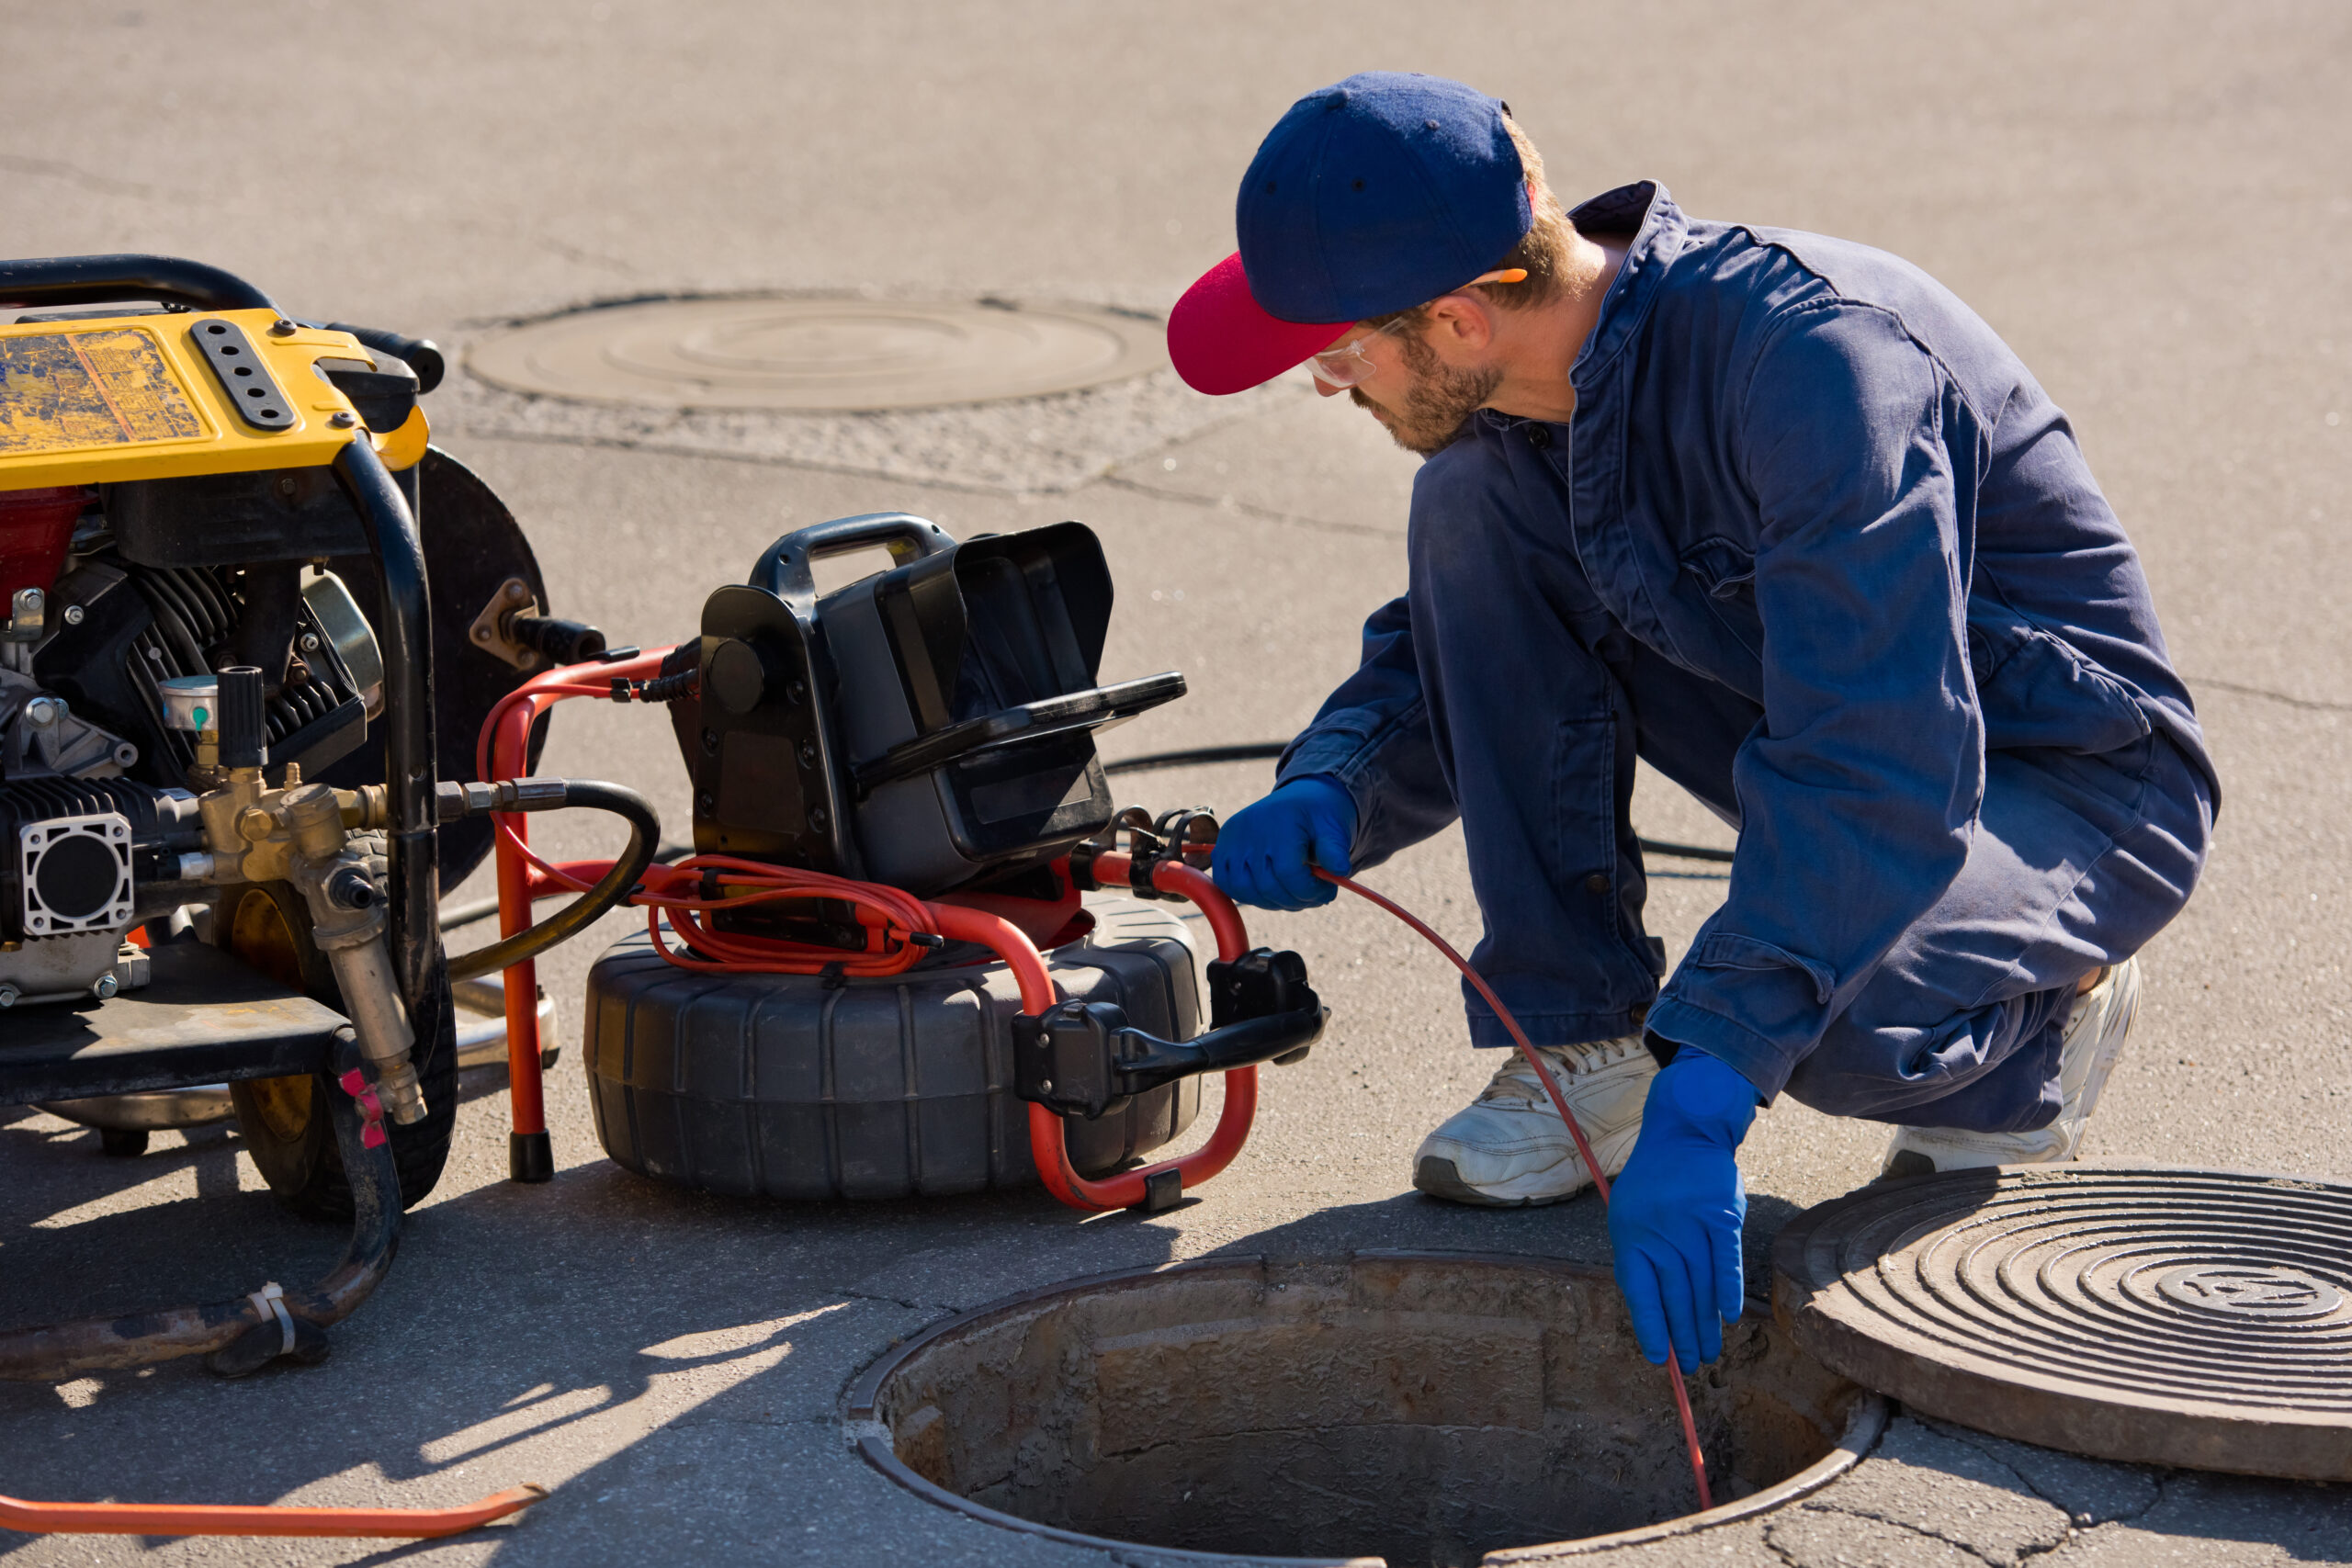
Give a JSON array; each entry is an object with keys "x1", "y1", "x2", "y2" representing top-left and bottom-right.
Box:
[
  {"x1": 465, "y1": 296, "x2": 1168, "y2": 412},
  {"x1": 1774, "y1": 1165, "x2": 2352, "y2": 1481}
]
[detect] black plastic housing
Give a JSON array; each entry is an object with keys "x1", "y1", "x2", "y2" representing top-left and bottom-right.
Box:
[
  {"x1": 687, "y1": 513, "x2": 1183, "y2": 897},
  {"x1": 1012, "y1": 946, "x2": 1326, "y2": 1119}
]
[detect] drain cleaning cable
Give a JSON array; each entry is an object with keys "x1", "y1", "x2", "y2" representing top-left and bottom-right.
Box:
[
  {"x1": 1309, "y1": 865, "x2": 1714, "y2": 1514},
  {"x1": 1102, "y1": 744, "x2": 1736, "y2": 865}
]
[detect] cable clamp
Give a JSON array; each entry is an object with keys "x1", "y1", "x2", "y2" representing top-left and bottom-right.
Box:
[{"x1": 248, "y1": 1281, "x2": 296, "y2": 1358}]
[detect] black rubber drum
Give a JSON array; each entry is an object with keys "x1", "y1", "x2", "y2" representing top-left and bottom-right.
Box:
[{"x1": 582, "y1": 897, "x2": 1203, "y2": 1199}]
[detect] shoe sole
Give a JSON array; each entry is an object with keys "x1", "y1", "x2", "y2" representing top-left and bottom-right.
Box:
[{"x1": 1412, "y1": 1156, "x2": 1587, "y2": 1208}]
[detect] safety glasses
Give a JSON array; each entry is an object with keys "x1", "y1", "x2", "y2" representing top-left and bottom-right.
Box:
[{"x1": 1306, "y1": 268, "x2": 1528, "y2": 388}]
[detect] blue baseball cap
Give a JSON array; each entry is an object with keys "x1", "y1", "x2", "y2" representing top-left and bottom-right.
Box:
[{"x1": 1169, "y1": 73, "x2": 1532, "y2": 395}]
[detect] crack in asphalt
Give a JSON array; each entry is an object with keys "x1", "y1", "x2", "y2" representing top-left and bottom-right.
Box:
[
  {"x1": 1924, "y1": 1419, "x2": 2171, "y2": 1533},
  {"x1": 1793, "y1": 1498, "x2": 2038, "y2": 1566},
  {"x1": 1095, "y1": 473, "x2": 1401, "y2": 541},
  {"x1": 2185, "y1": 675, "x2": 2352, "y2": 713},
  {"x1": 838, "y1": 1288, "x2": 938, "y2": 1313},
  {"x1": 0, "y1": 152, "x2": 157, "y2": 198},
  {"x1": 1773, "y1": 1423, "x2": 2178, "y2": 1567}
]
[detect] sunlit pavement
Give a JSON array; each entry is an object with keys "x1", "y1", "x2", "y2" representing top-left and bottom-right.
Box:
[{"x1": 3, "y1": 4, "x2": 2348, "y2": 1562}]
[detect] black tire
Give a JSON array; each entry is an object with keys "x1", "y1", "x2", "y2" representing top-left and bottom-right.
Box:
[{"x1": 224, "y1": 833, "x2": 458, "y2": 1220}]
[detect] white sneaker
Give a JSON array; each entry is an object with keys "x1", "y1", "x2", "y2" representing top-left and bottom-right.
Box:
[
  {"x1": 1880, "y1": 957, "x2": 2143, "y2": 1178},
  {"x1": 1412, "y1": 1034, "x2": 1657, "y2": 1206}
]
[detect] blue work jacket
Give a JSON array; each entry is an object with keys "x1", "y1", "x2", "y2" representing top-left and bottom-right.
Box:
[{"x1": 1278, "y1": 181, "x2": 2216, "y2": 1097}]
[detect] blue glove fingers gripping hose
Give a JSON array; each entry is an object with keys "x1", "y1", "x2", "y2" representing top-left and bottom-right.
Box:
[
  {"x1": 1211, "y1": 776, "x2": 1356, "y2": 910},
  {"x1": 1607, "y1": 1050, "x2": 1758, "y2": 1367}
]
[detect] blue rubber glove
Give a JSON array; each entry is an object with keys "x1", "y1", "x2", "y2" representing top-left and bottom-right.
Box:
[
  {"x1": 1210, "y1": 776, "x2": 1356, "y2": 910},
  {"x1": 1608, "y1": 1049, "x2": 1758, "y2": 1368}
]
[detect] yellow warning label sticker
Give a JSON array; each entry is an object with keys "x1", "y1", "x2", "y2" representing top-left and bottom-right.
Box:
[{"x1": 0, "y1": 330, "x2": 207, "y2": 457}]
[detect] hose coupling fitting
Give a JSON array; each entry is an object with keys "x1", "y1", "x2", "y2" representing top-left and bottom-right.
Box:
[{"x1": 435, "y1": 777, "x2": 569, "y2": 821}]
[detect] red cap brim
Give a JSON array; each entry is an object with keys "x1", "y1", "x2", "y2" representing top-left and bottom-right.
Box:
[{"x1": 1167, "y1": 252, "x2": 1349, "y2": 395}]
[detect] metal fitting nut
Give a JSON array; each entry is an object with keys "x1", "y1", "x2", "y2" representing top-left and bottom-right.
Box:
[{"x1": 237, "y1": 807, "x2": 277, "y2": 841}]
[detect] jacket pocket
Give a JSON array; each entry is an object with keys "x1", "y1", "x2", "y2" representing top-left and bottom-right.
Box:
[
  {"x1": 1679, "y1": 537, "x2": 1764, "y2": 660},
  {"x1": 1679, "y1": 536, "x2": 1757, "y2": 601},
  {"x1": 1689, "y1": 931, "x2": 1837, "y2": 1005},
  {"x1": 1967, "y1": 615, "x2": 2153, "y2": 755}
]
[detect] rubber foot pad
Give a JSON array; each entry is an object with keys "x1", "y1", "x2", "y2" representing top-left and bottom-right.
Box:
[{"x1": 509, "y1": 1130, "x2": 554, "y2": 1183}]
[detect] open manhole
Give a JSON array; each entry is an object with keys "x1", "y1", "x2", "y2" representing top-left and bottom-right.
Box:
[
  {"x1": 464, "y1": 295, "x2": 1169, "y2": 412},
  {"x1": 847, "y1": 1252, "x2": 1884, "y2": 1566},
  {"x1": 1776, "y1": 1164, "x2": 2352, "y2": 1481}
]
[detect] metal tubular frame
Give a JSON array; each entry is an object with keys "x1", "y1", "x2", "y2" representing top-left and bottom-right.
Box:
[{"x1": 0, "y1": 254, "x2": 277, "y2": 312}]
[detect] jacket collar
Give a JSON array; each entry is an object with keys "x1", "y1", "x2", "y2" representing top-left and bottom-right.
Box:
[
  {"x1": 1566, "y1": 181, "x2": 1684, "y2": 387},
  {"x1": 1466, "y1": 181, "x2": 1685, "y2": 443}
]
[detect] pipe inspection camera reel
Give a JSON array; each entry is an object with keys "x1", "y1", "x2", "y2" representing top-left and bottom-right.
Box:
[{"x1": 571, "y1": 513, "x2": 1328, "y2": 1211}]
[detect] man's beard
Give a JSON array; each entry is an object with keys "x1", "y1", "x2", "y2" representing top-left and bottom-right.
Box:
[{"x1": 1351, "y1": 333, "x2": 1503, "y2": 456}]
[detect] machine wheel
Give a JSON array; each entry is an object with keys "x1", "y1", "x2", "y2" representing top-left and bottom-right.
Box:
[{"x1": 224, "y1": 833, "x2": 458, "y2": 1220}]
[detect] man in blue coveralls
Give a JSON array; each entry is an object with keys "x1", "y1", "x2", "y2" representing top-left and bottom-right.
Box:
[{"x1": 1171, "y1": 73, "x2": 2217, "y2": 1371}]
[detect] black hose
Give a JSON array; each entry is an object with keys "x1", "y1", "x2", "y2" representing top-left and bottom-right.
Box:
[
  {"x1": 437, "y1": 840, "x2": 695, "y2": 933},
  {"x1": 334, "y1": 440, "x2": 442, "y2": 1025},
  {"x1": 445, "y1": 782, "x2": 661, "y2": 983},
  {"x1": 1102, "y1": 741, "x2": 1738, "y2": 865},
  {"x1": 0, "y1": 1035, "x2": 399, "y2": 1381}
]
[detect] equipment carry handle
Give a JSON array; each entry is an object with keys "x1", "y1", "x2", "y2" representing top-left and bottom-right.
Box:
[
  {"x1": 324, "y1": 322, "x2": 446, "y2": 393},
  {"x1": 749, "y1": 513, "x2": 956, "y2": 606},
  {"x1": 0, "y1": 254, "x2": 276, "y2": 312}
]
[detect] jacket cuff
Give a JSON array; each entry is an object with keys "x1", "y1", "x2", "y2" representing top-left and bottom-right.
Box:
[
  {"x1": 1638, "y1": 996, "x2": 1791, "y2": 1104},
  {"x1": 1276, "y1": 728, "x2": 1376, "y2": 789}
]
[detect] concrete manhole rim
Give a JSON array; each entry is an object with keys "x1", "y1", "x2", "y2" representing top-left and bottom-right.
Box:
[
  {"x1": 844, "y1": 1249, "x2": 1891, "y2": 1566},
  {"x1": 1772, "y1": 1162, "x2": 2352, "y2": 1483},
  {"x1": 462, "y1": 289, "x2": 1171, "y2": 414}
]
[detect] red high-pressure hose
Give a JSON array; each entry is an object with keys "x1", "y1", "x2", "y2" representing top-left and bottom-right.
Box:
[
  {"x1": 0, "y1": 1486, "x2": 546, "y2": 1540},
  {"x1": 1312, "y1": 867, "x2": 1714, "y2": 1513}
]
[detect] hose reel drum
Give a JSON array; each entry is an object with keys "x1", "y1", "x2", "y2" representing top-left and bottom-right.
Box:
[{"x1": 583, "y1": 513, "x2": 1321, "y2": 1201}]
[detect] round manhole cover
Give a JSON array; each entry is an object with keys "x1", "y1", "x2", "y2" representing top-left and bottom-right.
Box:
[
  {"x1": 848, "y1": 1253, "x2": 1884, "y2": 1566},
  {"x1": 1773, "y1": 1166, "x2": 2352, "y2": 1481},
  {"x1": 465, "y1": 296, "x2": 1169, "y2": 412}
]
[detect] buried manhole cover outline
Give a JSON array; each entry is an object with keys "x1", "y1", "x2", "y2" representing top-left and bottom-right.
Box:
[
  {"x1": 465, "y1": 295, "x2": 1169, "y2": 412},
  {"x1": 846, "y1": 1252, "x2": 1885, "y2": 1566},
  {"x1": 1773, "y1": 1165, "x2": 2352, "y2": 1482}
]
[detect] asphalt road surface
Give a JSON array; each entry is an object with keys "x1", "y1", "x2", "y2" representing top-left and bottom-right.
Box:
[{"x1": 2, "y1": 3, "x2": 2348, "y2": 1564}]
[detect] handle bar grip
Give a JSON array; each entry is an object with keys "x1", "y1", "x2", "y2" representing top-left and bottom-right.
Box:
[
  {"x1": 748, "y1": 512, "x2": 956, "y2": 605},
  {"x1": 324, "y1": 323, "x2": 446, "y2": 394},
  {"x1": 0, "y1": 254, "x2": 275, "y2": 313}
]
